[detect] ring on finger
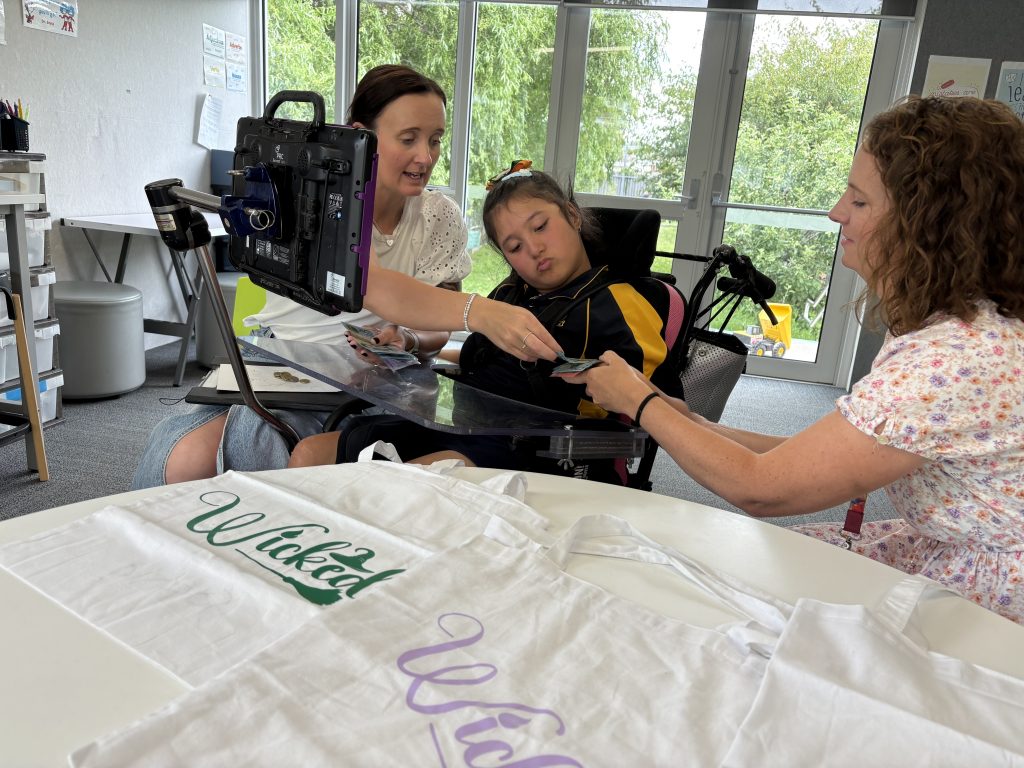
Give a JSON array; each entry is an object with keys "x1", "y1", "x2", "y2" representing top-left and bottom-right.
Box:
[{"x1": 521, "y1": 330, "x2": 536, "y2": 350}]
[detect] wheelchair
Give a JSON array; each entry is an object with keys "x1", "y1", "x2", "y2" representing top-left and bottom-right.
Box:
[{"x1": 574, "y1": 207, "x2": 776, "y2": 490}]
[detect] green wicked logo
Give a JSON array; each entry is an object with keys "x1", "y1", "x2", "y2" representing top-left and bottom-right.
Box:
[{"x1": 185, "y1": 491, "x2": 404, "y2": 606}]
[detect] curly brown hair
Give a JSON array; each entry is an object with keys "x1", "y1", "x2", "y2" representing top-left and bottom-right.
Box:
[{"x1": 860, "y1": 96, "x2": 1024, "y2": 335}]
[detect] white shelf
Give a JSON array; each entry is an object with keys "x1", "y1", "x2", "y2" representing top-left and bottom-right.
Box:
[{"x1": 0, "y1": 193, "x2": 45, "y2": 208}]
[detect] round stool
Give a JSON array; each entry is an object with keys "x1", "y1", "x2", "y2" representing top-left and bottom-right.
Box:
[{"x1": 53, "y1": 281, "x2": 146, "y2": 399}]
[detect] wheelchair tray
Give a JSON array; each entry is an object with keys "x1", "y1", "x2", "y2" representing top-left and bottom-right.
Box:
[{"x1": 238, "y1": 336, "x2": 647, "y2": 460}]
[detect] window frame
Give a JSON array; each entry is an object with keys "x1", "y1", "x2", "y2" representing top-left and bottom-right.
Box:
[{"x1": 262, "y1": 0, "x2": 923, "y2": 385}]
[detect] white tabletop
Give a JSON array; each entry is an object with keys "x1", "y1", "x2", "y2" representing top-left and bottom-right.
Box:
[
  {"x1": 2, "y1": 467, "x2": 1022, "y2": 767},
  {"x1": 61, "y1": 211, "x2": 228, "y2": 238}
]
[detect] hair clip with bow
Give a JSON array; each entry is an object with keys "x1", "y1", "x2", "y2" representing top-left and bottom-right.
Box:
[{"x1": 485, "y1": 159, "x2": 534, "y2": 191}]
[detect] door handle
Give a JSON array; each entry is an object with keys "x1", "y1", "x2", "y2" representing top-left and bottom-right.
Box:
[{"x1": 680, "y1": 178, "x2": 700, "y2": 210}]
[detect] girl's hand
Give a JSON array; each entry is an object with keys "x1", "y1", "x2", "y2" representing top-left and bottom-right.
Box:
[
  {"x1": 345, "y1": 323, "x2": 410, "y2": 367},
  {"x1": 471, "y1": 296, "x2": 561, "y2": 362},
  {"x1": 572, "y1": 351, "x2": 657, "y2": 418}
]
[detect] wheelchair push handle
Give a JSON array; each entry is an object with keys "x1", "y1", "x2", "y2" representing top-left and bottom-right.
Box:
[
  {"x1": 264, "y1": 90, "x2": 327, "y2": 128},
  {"x1": 712, "y1": 245, "x2": 778, "y2": 326}
]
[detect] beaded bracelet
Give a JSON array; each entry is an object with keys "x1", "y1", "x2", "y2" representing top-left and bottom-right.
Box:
[
  {"x1": 463, "y1": 293, "x2": 477, "y2": 332},
  {"x1": 633, "y1": 391, "x2": 660, "y2": 424}
]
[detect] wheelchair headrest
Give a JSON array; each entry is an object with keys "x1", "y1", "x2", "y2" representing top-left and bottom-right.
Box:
[{"x1": 582, "y1": 207, "x2": 661, "y2": 280}]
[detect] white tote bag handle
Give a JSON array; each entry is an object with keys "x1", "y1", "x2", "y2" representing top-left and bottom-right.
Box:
[
  {"x1": 547, "y1": 515, "x2": 958, "y2": 649},
  {"x1": 543, "y1": 514, "x2": 791, "y2": 638},
  {"x1": 356, "y1": 440, "x2": 404, "y2": 463},
  {"x1": 872, "y1": 574, "x2": 963, "y2": 648}
]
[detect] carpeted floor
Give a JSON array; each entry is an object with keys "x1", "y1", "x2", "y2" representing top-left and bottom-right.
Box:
[
  {"x1": 0, "y1": 341, "x2": 208, "y2": 520},
  {"x1": 0, "y1": 342, "x2": 896, "y2": 526}
]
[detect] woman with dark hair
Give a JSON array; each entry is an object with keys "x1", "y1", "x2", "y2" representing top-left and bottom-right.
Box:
[
  {"x1": 132, "y1": 65, "x2": 475, "y2": 488},
  {"x1": 249, "y1": 64, "x2": 467, "y2": 349},
  {"x1": 575, "y1": 96, "x2": 1024, "y2": 623}
]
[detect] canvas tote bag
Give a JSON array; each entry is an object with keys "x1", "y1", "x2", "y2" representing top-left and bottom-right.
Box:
[
  {"x1": 69, "y1": 515, "x2": 782, "y2": 767},
  {"x1": 0, "y1": 461, "x2": 550, "y2": 686},
  {"x1": 722, "y1": 575, "x2": 1024, "y2": 766},
  {"x1": 563, "y1": 517, "x2": 1024, "y2": 764}
]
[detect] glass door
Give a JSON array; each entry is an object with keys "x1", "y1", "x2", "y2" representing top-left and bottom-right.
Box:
[
  {"x1": 704, "y1": 13, "x2": 880, "y2": 384},
  {"x1": 563, "y1": 7, "x2": 913, "y2": 385},
  {"x1": 266, "y1": 0, "x2": 918, "y2": 385}
]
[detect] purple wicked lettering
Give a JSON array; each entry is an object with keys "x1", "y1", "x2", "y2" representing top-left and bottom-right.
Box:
[{"x1": 396, "y1": 613, "x2": 582, "y2": 768}]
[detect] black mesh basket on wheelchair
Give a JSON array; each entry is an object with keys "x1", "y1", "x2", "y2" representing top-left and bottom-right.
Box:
[{"x1": 667, "y1": 244, "x2": 779, "y2": 423}]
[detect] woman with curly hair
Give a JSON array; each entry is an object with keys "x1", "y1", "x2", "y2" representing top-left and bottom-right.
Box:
[{"x1": 573, "y1": 96, "x2": 1024, "y2": 624}]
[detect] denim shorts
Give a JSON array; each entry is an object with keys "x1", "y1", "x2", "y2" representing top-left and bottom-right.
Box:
[{"x1": 130, "y1": 403, "x2": 331, "y2": 489}]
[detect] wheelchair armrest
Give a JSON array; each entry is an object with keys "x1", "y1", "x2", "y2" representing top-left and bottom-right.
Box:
[{"x1": 321, "y1": 394, "x2": 373, "y2": 432}]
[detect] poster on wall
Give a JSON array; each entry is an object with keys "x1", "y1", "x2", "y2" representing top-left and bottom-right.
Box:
[
  {"x1": 22, "y1": 0, "x2": 78, "y2": 37},
  {"x1": 922, "y1": 55, "x2": 991, "y2": 98},
  {"x1": 227, "y1": 62, "x2": 247, "y2": 93},
  {"x1": 204, "y1": 54, "x2": 226, "y2": 89},
  {"x1": 225, "y1": 31, "x2": 245, "y2": 63},
  {"x1": 203, "y1": 23, "x2": 225, "y2": 58},
  {"x1": 996, "y1": 61, "x2": 1024, "y2": 120}
]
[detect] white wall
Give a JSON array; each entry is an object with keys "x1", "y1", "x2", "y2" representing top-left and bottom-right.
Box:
[{"x1": 0, "y1": 0, "x2": 258, "y2": 347}]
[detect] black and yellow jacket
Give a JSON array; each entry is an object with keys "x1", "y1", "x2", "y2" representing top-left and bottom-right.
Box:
[{"x1": 458, "y1": 265, "x2": 685, "y2": 420}]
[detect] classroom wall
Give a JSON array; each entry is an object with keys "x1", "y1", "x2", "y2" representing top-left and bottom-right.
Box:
[{"x1": 0, "y1": 0, "x2": 258, "y2": 348}]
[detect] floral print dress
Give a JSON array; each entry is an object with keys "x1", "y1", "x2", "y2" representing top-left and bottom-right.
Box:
[{"x1": 793, "y1": 302, "x2": 1024, "y2": 624}]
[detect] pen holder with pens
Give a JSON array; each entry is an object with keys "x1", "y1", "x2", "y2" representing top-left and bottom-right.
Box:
[{"x1": 0, "y1": 117, "x2": 30, "y2": 152}]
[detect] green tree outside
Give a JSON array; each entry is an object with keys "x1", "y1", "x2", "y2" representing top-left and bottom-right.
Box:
[{"x1": 266, "y1": 2, "x2": 875, "y2": 340}]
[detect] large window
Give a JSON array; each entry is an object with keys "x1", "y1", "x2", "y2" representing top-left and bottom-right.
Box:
[
  {"x1": 718, "y1": 16, "x2": 878, "y2": 362},
  {"x1": 266, "y1": 0, "x2": 337, "y2": 121},
  {"x1": 356, "y1": 1, "x2": 459, "y2": 187},
  {"x1": 263, "y1": 1, "x2": 917, "y2": 385},
  {"x1": 464, "y1": 2, "x2": 559, "y2": 294},
  {"x1": 577, "y1": 9, "x2": 702, "y2": 201}
]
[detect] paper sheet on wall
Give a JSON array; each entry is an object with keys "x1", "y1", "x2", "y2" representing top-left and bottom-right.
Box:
[
  {"x1": 204, "y1": 54, "x2": 226, "y2": 88},
  {"x1": 227, "y1": 61, "x2": 247, "y2": 93},
  {"x1": 216, "y1": 364, "x2": 342, "y2": 393},
  {"x1": 996, "y1": 61, "x2": 1024, "y2": 120},
  {"x1": 922, "y1": 55, "x2": 991, "y2": 98},
  {"x1": 226, "y1": 31, "x2": 245, "y2": 63},
  {"x1": 202, "y1": 23, "x2": 225, "y2": 57},
  {"x1": 23, "y1": 0, "x2": 77, "y2": 36},
  {"x1": 196, "y1": 92, "x2": 222, "y2": 149},
  {"x1": 1, "y1": 1, "x2": 6, "y2": 45}
]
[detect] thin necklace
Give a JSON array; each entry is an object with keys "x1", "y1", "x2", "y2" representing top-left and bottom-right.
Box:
[{"x1": 373, "y1": 212, "x2": 399, "y2": 247}]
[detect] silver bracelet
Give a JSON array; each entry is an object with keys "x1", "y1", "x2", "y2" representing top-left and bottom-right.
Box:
[{"x1": 462, "y1": 293, "x2": 477, "y2": 332}]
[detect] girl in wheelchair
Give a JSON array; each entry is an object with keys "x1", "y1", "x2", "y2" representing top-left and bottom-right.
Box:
[{"x1": 288, "y1": 162, "x2": 685, "y2": 485}]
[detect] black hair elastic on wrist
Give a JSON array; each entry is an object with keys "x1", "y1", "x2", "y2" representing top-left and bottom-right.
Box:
[{"x1": 633, "y1": 392, "x2": 660, "y2": 425}]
